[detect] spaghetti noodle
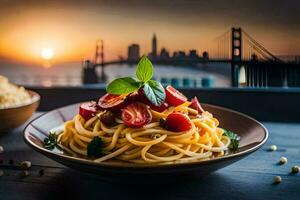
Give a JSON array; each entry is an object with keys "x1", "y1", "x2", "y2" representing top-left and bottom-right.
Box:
[{"x1": 56, "y1": 102, "x2": 231, "y2": 164}]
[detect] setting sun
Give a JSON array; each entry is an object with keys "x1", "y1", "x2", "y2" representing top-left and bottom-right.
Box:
[{"x1": 41, "y1": 48, "x2": 54, "y2": 60}]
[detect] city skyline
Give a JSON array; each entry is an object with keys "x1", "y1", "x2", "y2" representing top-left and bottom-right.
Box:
[
  {"x1": 0, "y1": 0, "x2": 299, "y2": 63},
  {"x1": 126, "y1": 34, "x2": 207, "y2": 63}
]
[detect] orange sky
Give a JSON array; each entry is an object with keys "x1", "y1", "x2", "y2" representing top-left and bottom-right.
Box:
[{"x1": 0, "y1": 0, "x2": 299, "y2": 63}]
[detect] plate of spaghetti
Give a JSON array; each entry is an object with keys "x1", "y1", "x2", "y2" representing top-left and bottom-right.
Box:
[{"x1": 24, "y1": 56, "x2": 268, "y2": 183}]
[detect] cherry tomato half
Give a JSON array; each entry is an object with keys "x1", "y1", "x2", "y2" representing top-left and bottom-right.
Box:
[
  {"x1": 98, "y1": 93, "x2": 127, "y2": 110},
  {"x1": 121, "y1": 103, "x2": 152, "y2": 128},
  {"x1": 165, "y1": 112, "x2": 192, "y2": 132},
  {"x1": 165, "y1": 85, "x2": 187, "y2": 106},
  {"x1": 79, "y1": 101, "x2": 99, "y2": 120},
  {"x1": 190, "y1": 97, "x2": 205, "y2": 114}
]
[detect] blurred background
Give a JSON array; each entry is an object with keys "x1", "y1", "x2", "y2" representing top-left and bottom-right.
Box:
[{"x1": 0, "y1": 0, "x2": 299, "y2": 88}]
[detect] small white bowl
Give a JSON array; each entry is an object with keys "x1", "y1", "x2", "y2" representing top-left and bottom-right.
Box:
[{"x1": 0, "y1": 90, "x2": 40, "y2": 132}]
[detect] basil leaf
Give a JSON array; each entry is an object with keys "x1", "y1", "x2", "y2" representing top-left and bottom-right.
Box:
[
  {"x1": 107, "y1": 77, "x2": 140, "y2": 94},
  {"x1": 143, "y1": 80, "x2": 166, "y2": 106},
  {"x1": 136, "y1": 56, "x2": 153, "y2": 82},
  {"x1": 223, "y1": 129, "x2": 240, "y2": 150}
]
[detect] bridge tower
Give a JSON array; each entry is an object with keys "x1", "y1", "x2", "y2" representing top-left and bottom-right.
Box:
[
  {"x1": 82, "y1": 40, "x2": 102, "y2": 84},
  {"x1": 231, "y1": 27, "x2": 242, "y2": 86},
  {"x1": 82, "y1": 60, "x2": 98, "y2": 84},
  {"x1": 96, "y1": 40, "x2": 107, "y2": 83}
]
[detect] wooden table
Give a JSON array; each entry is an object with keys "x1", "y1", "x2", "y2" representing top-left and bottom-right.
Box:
[{"x1": 1, "y1": 113, "x2": 299, "y2": 200}]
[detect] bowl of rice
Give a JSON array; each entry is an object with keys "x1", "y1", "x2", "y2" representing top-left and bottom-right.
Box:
[{"x1": 0, "y1": 75, "x2": 40, "y2": 132}]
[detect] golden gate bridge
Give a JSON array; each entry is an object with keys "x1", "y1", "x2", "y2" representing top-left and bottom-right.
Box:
[{"x1": 83, "y1": 27, "x2": 300, "y2": 87}]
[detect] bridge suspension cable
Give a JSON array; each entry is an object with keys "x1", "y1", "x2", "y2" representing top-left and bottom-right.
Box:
[
  {"x1": 210, "y1": 29, "x2": 231, "y2": 60},
  {"x1": 243, "y1": 36, "x2": 272, "y2": 61},
  {"x1": 242, "y1": 30, "x2": 283, "y2": 63},
  {"x1": 211, "y1": 27, "x2": 283, "y2": 63}
]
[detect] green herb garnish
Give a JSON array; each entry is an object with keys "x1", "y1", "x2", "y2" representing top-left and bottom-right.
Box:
[
  {"x1": 87, "y1": 136, "x2": 103, "y2": 158},
  {"x1": 44, "y1": 132, "x2": 57, "y2": 149},
  {"x1": 136, "y1": 56, "x2": 153, "y2": 82},
  {"x1": 107, "y1": 56, "x2": 165, "y2": 106},
  {"x1": 223, "y1": 129, "x2": 240, "y2": 150},
  {"x1": 106, "y1": 77, "x2": 141, "y2": 95}
]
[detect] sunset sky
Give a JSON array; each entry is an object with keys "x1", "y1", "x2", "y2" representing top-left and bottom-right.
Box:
[{"x1": 0, "y1": 0, "x2": 299, "y2": 62}]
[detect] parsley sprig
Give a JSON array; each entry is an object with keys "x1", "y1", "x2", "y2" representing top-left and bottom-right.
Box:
[
  {"x1": 44, "y1": 132, "x2": 57, "y2": 149},
  {"x1": 107, "y1": 56, "x2": 166, "y2": 106},
  {"x1": 223, "y1": 129, "x2": 240, "y2": 150}
]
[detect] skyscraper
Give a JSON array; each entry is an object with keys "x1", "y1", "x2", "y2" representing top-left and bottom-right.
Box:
[
  {"x1": 151, "y1": 34, "x2": 157, "y2": 59},
  {"x1": 128, "y1": 44, "x2": 140, "y2": 62}
]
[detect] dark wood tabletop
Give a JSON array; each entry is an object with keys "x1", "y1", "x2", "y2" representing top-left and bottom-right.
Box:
[{"x1": 0, "y1": 113, "x2": 300, "y2": 200}]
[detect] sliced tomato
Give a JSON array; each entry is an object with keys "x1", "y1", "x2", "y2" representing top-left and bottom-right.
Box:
[
  {"x1": 165, "y1": 112, "x2": 192, "y2": 132},
  {"x1": 165, "y1": 85, "x2": 187, "y2": 106},
  {"x1": 98, "y1": 93, "x2": 127, "y2": 110},
  {"x1": 79, "y1": 101, "x2": 99, "y2": 120},
  {"x1": 190, "y1": 97, "x2": 205, "y2": 114},
  {"x1": 121, "y1": 103, "x2": 152, "y2": 128}
]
